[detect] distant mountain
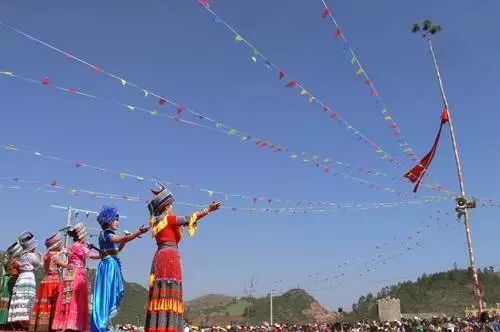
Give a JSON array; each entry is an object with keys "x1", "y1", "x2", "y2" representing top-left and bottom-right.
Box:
[
  {"x1": 349, "y1": 267, "x2": 500, "y2": 320},
  {"x1": 185, "y1": 289, "x2": 336, "y2": 326}
]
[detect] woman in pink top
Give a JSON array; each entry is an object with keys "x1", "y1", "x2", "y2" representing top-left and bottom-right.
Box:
[{"x1": 52, "y1": 223, "x2": 100, "y2": 332}]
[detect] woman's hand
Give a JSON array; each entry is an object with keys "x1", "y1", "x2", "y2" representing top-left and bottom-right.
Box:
[
  {"x1": 139, "y1": 225, "x2": 150, "y2": 234},
  {"x1": 208, "y1": 201, "x2": 223, "y2": 213}
]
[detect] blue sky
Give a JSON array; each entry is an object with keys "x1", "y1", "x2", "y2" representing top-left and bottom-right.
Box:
[{"x1": 1, "y1": 0, "x2": 499, "y2": 310}]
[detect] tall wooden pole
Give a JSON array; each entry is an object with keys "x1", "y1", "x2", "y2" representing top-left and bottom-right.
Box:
[{"x1": 426, "y1": 37, "x2": 485, "y2": 312}]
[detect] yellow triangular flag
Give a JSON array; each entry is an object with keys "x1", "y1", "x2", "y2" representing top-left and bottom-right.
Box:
[
  {"x1": 143, "y1": 90, "x2": 149, "y2": 97},
  {"x1": 0, "y1": 72, "x2": 14, "y2": 76},
  {"x1": 119, "y1": 172, "x2": 126, "y2": 180},
  {"x1": 300, "y1": 89, "x2": 308, "y2": 95},
  {"x1": 309, "y1": 96, "x2": 316, "y2": 103},
  {"x1": 150, "y1": 111, "x2": 158, "y2": 116},
  {"x1": 356, "y1": 68, "x2": 364, "y2": 76},
  {"x1": 126, "y1": 105, "x2": 135, "y2": 111}
]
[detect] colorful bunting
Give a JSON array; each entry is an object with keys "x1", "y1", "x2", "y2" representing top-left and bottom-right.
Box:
[
  {"x1": 316, "y1": 0, "x2": 425, "y2": 168},
  {"x1": 1, "y1": 142, "x2": 451, "y2": 210},
  {"x1": 0, "y1": 22, "x2": 451, "y2": 194}
]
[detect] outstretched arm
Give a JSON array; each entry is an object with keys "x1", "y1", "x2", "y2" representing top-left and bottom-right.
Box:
[
  {"x1": 109, "y1": 225, "x2": 149, "y2": 249},
  {"x1": 177, "y1": 201, "x2": 223, "y2": 226},
  {"x1": 193, "y1": 201, "x2": 223, "y2": 222}
]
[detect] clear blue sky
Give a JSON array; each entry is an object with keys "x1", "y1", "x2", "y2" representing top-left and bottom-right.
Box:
[{"x1": 1, "y1": 0, "x2": 499, "y2": 310}]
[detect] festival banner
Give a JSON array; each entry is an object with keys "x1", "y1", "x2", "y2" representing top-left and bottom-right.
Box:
[
  {"x1": 2, "y1": 138, "x2": 453, "y2": 206},
  {"x1": 1, "y1": 20, "x2": 406, "y2": 179},
  {"x1": 317, "y1": 0, "x2": 420, "y2": 164},
  {"x1": 0, "y1": 73, "x2": 398, "y2": 181},
  {"x1": 189, "y1": 3, "x2": 452, "y2": 195},
  {"x1": 272, "y1": 209, "x2": 458, "y2": 292},
  {"x1": 0, "y1": 20, "x2": 450, "y2": 195},
  {"x1": 0, "y1": 176, "x2": 449, "y2": 214}
]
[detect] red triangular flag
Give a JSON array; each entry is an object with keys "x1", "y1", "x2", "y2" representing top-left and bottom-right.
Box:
[
  {"x1": 322, "y1": 107, "x2": 329, "y2": 113},
  {"x1": 334, "y1": 27, "x2": 342, "y2": 39},
  {"x1": 50, "y1": 180, "x2": 57, "y2": 187},
  {"x1": 176, "y1": 106, "x2": 185, "y2": 115},
  {"x1": 198, "y1": 0, "x2": 209, "y2": 8},
  {"x1": 321, "y1": 8, "x2": 330, "y2": 18},
  {"x1": 41, "y1": 77, "x2": 51, "y2": 85},
  {"x1": 285, "y1": 81, "x2": 297, "y2": 88},
  {"x1": 68, "y1": 88, "x2": 77, "y2": 94},
  {"x1": 158, "y1": 98, "x2": 167, "y2": 105},
  {"x1": 404, "y1": 109, "x2": 449, "y2": 192},
  {"x1": 278, "y1": 70, "x2": 285, "y2": 80}
]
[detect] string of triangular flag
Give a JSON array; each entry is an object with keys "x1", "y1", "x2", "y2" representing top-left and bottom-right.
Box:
[
  {"x1": 317, "y1": 0, "x2": 420, "y2": 164},
  {"x1": 0, "y1": 72, "x2": 452, "y2": 199},
  {"x1": 272, "y1": 209, "x2": 460, "y2": 292},
  {"x1": 191, "y1": 2, "x2": 452, "y2": 195},
  {"x1": 1, "y1": 19, "x2": 415, "y2": 186},
  {"x1": 0, "y1": 176, "x2": 449, "y2": 214},
  {"x1": 2, "y1": 143, "x2": 451, "y2": 209}
]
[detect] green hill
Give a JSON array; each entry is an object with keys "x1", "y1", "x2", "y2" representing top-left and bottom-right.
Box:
[
  {"x1": 349, "y1": 267, "x2": 500, "y2": 320},
  {"x1": 185, "y1": 289, "x2": 336, "y2": 326}
]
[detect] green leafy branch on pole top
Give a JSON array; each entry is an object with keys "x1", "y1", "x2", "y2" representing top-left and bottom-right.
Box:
[{"x1": 412, "y1": 20, "x2": 442, "y2": 37}]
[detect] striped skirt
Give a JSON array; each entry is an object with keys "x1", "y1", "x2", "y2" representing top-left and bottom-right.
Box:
[
  {"x1": 0, "y1": 274, "x2": 17, "y2": 324},
  {"x1": 145, "y1": 246, "x2": 184, "y2": 332},
  {"x1": 29, "y1": 274, "x2": 59, "y2": 332},
  {"x1": 8, "y1": 271, "x2": 37, "y2": 322}
]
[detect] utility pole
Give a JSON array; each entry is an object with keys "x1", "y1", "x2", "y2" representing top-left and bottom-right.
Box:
[
  {"x1": 245, "y1": 275, "x2": 256, "y2": 326},
  {"x1": 270, "y1": 288, "x2": 273, "y2": 327},
  {"x1": 412, "y1": 21, "x2": 484, "y2": 312}
]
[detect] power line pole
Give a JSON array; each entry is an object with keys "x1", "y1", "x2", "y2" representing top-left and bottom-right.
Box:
[
  {"x1": 245, "y1": 275, "x2": 256, "y2": 326},
  {"x1": 412, "y1": 21, "x2": 484, "y2": 312},
  {"x1": 270, "y1": 288, "x2": 273, "y2": 327}
]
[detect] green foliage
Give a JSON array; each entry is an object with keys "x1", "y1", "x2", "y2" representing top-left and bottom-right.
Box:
[
  {"x1": 245, "y1": 289, "x2": 316, "y2": 325},
  {"x1": 348, "y1": 269, "x2": 500, "y2": 321},
  {"x1": 412, "y1": 20, "x2": 442, "y2": 36}
]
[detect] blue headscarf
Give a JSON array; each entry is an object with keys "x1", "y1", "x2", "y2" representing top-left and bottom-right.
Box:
[{"x1": 97, "y1": 206, "x2": 119, "y2": 229}]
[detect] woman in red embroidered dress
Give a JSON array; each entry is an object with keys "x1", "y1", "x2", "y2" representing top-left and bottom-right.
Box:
[
  {"x1": 29, "y1": 232, "x2": 66, "y2": 332},
  {"x1": 144, "y1": 183, "x2": 221, "y2": 332}
]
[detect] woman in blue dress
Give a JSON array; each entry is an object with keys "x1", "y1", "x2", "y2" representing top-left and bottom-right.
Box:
[{"x1": 91, "y1": 206, "x2": 148, "y2": 332}]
